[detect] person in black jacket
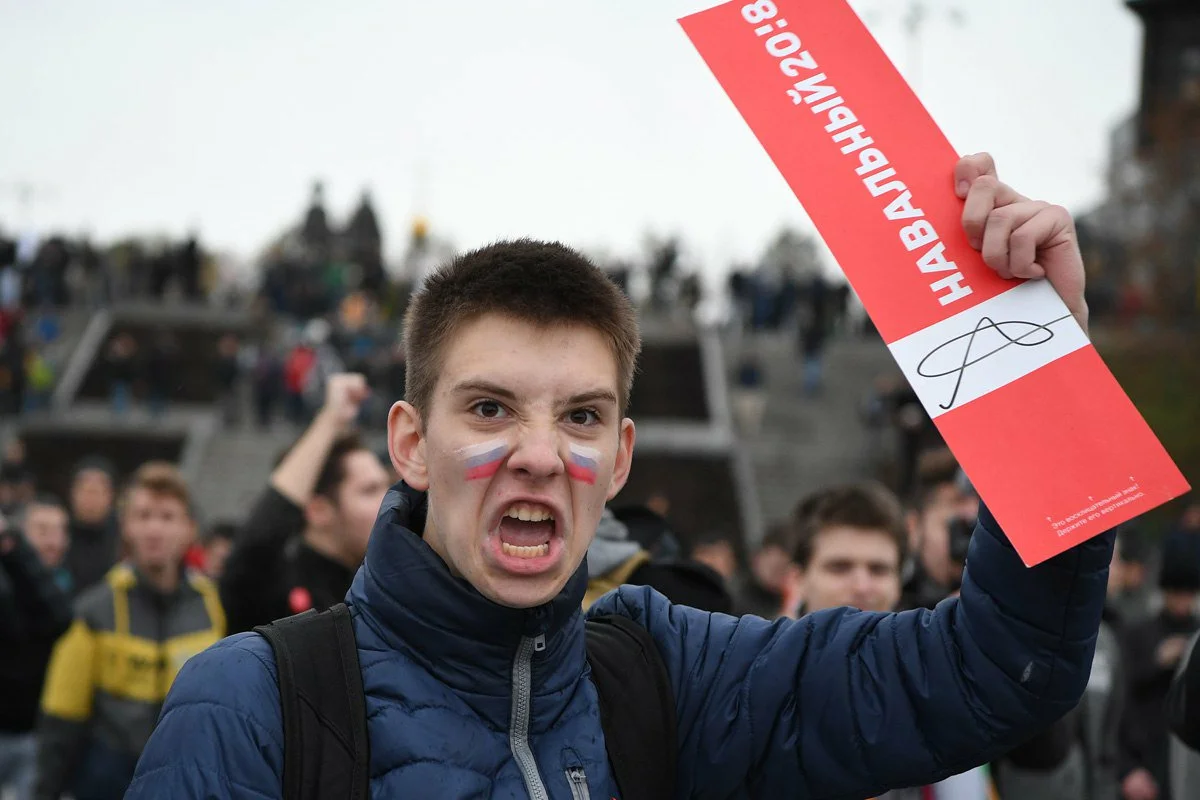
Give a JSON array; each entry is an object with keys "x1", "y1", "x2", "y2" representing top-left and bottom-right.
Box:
[
  {"x1": 1169, "y1": 635, "x2": 1200, "y2": 753},
  {"x1": 0, "y1": 499, "x2": 73, "y2": 799},
  {"x1": 219, "y1": 373, "x2": 390, "y2": 633},
  {"x1": 1118, "y1": 549, "x2": 1200, "y2": 800},
  {"x1": 64, "y1": 457, "x2": 120, "y2": 597}
]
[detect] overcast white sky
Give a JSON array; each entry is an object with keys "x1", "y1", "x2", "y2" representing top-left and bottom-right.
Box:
[{"x1": 0, "y1": 0, "x2": 1143, "y2": 277}]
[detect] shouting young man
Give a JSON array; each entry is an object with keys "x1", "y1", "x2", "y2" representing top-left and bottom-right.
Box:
[{"x1": 127, "y1": 155, "x2": 1115, "y2": 799}]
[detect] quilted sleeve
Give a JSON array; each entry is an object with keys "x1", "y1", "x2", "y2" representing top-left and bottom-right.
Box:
[
  {"x1": 125, "y1": 633, "x2": 285, "y2": 800},
  {"x1": 591, "y1": 503, "x2": 1114, "y2": 799}
]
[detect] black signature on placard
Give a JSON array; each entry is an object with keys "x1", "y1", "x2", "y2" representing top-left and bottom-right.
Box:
[{"x1": 917, "y1": 314, "x2": 1074, "y2": 410}]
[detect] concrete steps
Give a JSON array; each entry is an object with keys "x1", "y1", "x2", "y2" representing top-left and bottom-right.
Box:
[{"x1": 732, "y1": 331, "x2": 896, "y2": 528}]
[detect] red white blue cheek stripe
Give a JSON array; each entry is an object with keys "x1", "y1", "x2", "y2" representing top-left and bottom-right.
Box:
[
  {"x1": 567, "y1": 444, "x2": 600, "y2": 485},
  {"x1": 458, "y1": 440, "x2": 509, "y2": 481}
]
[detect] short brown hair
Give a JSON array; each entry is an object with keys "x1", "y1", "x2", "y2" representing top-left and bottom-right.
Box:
[
  {"x1": 121, "y1": 462, "x2": 192, "y2": 518},
  {"x1": 314, "y1": 433, "x2": 373, "y2": 503},
  {"x1": 403, "y1": 239, "x2": 641, "y2": 416},
  {"x1": 792, "y1": 482, "x2": 907, "y2": 568}
]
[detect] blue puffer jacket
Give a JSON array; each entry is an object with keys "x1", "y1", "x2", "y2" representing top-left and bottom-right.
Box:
[{"x1": 127, "y1": 484, "x2": 1113, "y2": 799}]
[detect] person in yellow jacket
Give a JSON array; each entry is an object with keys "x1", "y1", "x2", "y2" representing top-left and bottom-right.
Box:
[{"x1": 34, "y1": 462, "x2": 224, "y2": 800}]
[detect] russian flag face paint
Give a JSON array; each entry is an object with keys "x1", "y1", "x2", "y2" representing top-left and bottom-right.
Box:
[
  {"x1": 457, "y1": 439, "x2": 509, "y2": 481},
  {"x1": 566, "y1": 444, "x2": 600, "y2": 485}
]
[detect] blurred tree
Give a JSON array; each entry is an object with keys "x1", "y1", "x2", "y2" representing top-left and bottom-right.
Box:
[{"x1": 757, "y1": 227, "x2": 822, "y2": 281}]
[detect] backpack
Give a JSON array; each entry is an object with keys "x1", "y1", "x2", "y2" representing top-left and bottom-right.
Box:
[{"x1": 255, "y1": 603, "x2": 677, "y2": 800}]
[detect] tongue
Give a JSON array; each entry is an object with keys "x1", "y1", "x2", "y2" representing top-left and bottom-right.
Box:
[{"x1": 499, "y1": 518, "x2": 554, "y2": 547}]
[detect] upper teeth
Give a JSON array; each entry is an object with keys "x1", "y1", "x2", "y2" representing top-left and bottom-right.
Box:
[{"x1": 504, "y1": 505, "x2": 554, "y2": 522}]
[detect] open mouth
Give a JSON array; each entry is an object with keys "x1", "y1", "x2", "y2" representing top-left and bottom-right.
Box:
[{"x1": 498, "y1": 503, "x2": 556, "y2": 559}]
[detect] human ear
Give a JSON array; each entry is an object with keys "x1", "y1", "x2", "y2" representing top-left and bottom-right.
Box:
[
  {"x1": 605, "y1": 418, "x2": 636, "y2": 502},
  {"x1": 304, "y1": 495, "x2": 336, "y2": 529},
  {"x1": 388, "y1": 401, "x2": 429, "y2": 491}
]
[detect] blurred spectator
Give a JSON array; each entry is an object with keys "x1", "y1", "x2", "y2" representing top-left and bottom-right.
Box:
[
  {"x1": 144, "y1": 332, "x2": 178, "y2": 418},
  {"x1": 179, "y1": 236, "x2": 202, "y2": 302},
  {"x1": 583, "y1": 509, "x2": 730, "y2": 613},
  {"x1": 784, "y1": 482, "x2": 906, "y2": 617},
  {"x1": 199, "y1": 521, "x2": 235, "y2": 581},
  {"x1": 24, "y1": 344, "x2": 54, "y2": 413},
  {"x1": 583, "y1": 509, "x2": 645, "y2": 607},
  {"x1": 252, "y1": 339, "x2": 284, "y2": 429},
  {"x1": 148, "y1": 247, "x2": 172, "y2": 299},
  {"x1": 22, "y1": 496, "x2": 71, "y2": 595},
  {"x1": 611, "y1": 504, "x2": 683, "y2": 560},
  {"x1": 885, "y1": 381, "x2": 945, "y2": 499},
  {"x1": 1068, "y1": 538, "x2": 1131, "y2": 800},
  {"x1": 789, "y1": 481, "x2": 991, "y2": 799},
  {"x1": 798, "y1": 275, "x2": 830, "y2": 396},
  {"x1": 733, "y1": 522, "x2": 794, "y2": 618},
  {"x1": 900, "y1": 450, "x2": 973, "y2": 611},
  {"x1": 65, "y1": 457, "x2": 120, "y2": 597},
  {"x1": 0, "y1": 506, "x2": 73, "y2": 800},
  {"x1": 1118, "y1": 545, "x2": 1200, "y2": 800},
  {"x1": 300, "y1": 318, "x2": 345, "y2": 413},
  {"x1": 219, "y1": 374, "x2": 389, "y2": 634},
  {"x1": 0, "y1": 439, "x2": 33, "y2": 517},
  {"x1": 1, "y1": 321, "x2": 29, "y2": 415},
  {"x1": 35, "y1": 463, "x2": 223, "y2": 800},
  {"x1": 104, "y1": 334, "x2": 137, "y2": 417},
  {"x1": 645, "y1": 491, "x2": 671, "y2": 521},
  {"x1": 0, "y1": 465, "x2": 27, "y2": 518},
  {"x1": 1164, "y1": 499, "x2": 1200, "y2": 571},
  {"x1": 2, "y1": 438, "x2": 25, "y2": 471},
  {"x1": 1110, "y1": 531, "x2": 1154, "y2": 625},
  {"x1": 283, "y1": 337, "x2": 317, "y2": 425},
  {"x1": 31, "y1": 238, "x2": 69, "y2": 309},
  {"x1": 689, "y1": 530, "x2": 738, "y2": 583},
  {"x1": 214, "y1": 334, "x2": 241, "y2": 427},
  {"x1": 995, "y1": 712, "x2": 1089, "y2": 800},
  {"x1": 1168, "y1": 628, "x2": 1200, "y2": 799},
  {"x1": 78, "y1": 239, "x2": 108, "y2": 308},
  {"x1": 731, "y1": 351, "x2": 768, "y2": 435}
]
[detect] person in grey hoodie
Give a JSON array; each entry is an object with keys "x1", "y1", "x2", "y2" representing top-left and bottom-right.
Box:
[{"x1": 583, "y1": 507, "x2": 730, "y2": 613}]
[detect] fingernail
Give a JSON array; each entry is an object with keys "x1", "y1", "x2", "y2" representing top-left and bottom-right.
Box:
[{"x1": 956, "y1": 180, "x2": 970, "y2": 197}]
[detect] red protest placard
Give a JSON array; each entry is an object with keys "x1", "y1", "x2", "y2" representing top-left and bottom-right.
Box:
[{"x1": 680, "y1": 0, "x2": 1190, "y2": 566}]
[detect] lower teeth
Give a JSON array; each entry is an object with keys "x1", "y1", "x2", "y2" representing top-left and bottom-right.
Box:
[{"x1": 501, "y1": 542, "x2": 549, "y2": 559}]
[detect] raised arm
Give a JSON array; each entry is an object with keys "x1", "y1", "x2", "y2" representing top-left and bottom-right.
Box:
[
  {"x1": 220, "y1": 373, "x2": 369, "y2": 632},
  {"x1": 593, "y1": 504, "x2": 1113, "y2": 798},
  {"x1": 1, "y1": 530, "x2": 73, "y2": 640},
  {"x1": 269, "y1": 374, "x2": 366, "y2": 505}
]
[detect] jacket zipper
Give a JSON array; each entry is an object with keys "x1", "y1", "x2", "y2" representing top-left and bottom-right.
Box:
[
  {"x1": 566, "y1": 766, "x2": 591, "y2": 800},
  {"x1": 510, "y1": 632, "x2": 549, "y2": 800}
]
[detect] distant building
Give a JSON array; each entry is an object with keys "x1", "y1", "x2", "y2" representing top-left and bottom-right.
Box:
[
  {"x1": 266, "y1": 180, "x2": 386, "y2": 292},
  {"x1": 1079, "y1": 1, "x2": 1200, "y2": 323},
  {"x1": 1126, "y1": 0, "x2": 1200, "y2": 151}
]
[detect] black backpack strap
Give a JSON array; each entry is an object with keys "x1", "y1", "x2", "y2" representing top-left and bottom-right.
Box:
[
  {"x1": 254, "y1": 602, "x2": 370, "y2": 800},
  {"x1": 585, "y1": 614, "x2": 677, "y2": 800}
]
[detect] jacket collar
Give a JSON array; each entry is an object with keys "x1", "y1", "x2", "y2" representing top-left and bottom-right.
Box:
[{"x1": 348, "y1": 482, "x2": 588, "y2": 698}]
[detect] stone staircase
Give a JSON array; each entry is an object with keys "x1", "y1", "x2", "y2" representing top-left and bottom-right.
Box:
[
  {"x1": 186, "y1": 327, "x2": 900, "y2": 537},
  {"x1": 189, "y1": 418, "x2": 303, "y2": 524},
  {"x1": 730, "y1": 330, "x2": 898, "y2": 529},
  {"x1": 21, "y1": 299, "x2": 899, "y2": 544}
]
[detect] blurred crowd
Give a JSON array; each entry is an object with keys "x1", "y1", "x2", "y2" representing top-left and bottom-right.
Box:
[
  {"x1": 0, "y1": 230, "x2": 227, "y2": 422},
  {"x1": 0, "y1": 216, "x2": 1195, "y2": 800},
  {"x1": 728, "y1": 441, "x2": 1200, "y2": 800}
]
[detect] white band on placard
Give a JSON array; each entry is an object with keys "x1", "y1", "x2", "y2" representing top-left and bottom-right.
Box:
[{"x1": 886, "y1": 280, "x2": 1090, "y2": 420}]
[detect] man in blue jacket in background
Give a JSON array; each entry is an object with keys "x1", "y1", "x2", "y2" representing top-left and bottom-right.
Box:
[{"x1": 126, "y1": 154, "x2": 1113, "y2": 799}]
